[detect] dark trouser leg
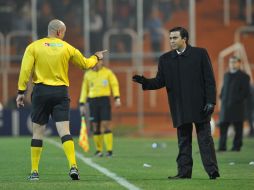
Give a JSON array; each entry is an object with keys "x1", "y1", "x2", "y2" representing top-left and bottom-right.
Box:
[
  {"x1": 249, "y1": 118, "x2": 254, "y2": 136},
  {"x1": 232, "y1": 121, "x2": 243, "y2": 151},
  {"x1": 218, "y1": 122, "x2": 230, "y2": 151},
  {"x1": 176, "y1": 123, "x2": 193, "y2": 176},
  {"x1": 195, "y1": 122, "x2": 219, "y2": 175}
]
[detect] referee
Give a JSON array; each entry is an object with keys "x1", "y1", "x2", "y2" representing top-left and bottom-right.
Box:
[
  {"x1": 79, "y1": 60, "x2": 121, "y2": 157},
  {"x1": 16, "y1": 19, "x2": 107, "y2": 180}
]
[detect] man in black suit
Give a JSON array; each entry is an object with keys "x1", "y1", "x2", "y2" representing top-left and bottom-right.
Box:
[
  {"x1": 132, "y1": 27, "x2": 220, "y2": 180},
  {"x1": 218, "y1": 56, "x2": 250, "y2": 151}
]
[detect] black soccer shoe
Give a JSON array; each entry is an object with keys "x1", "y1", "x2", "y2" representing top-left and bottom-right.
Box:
[
  {"x1": 69, "y1": 166, "x2": 80, "y2": 180},
  {"x1": 28, "y1": 170, "x2": 39, "y2": 181},
  {"x1": 106, "y1": 151, "x2": 113, "y2": 158},
  {"x1": 94, "y1": 151, "x2": 103, "y2": 157}
]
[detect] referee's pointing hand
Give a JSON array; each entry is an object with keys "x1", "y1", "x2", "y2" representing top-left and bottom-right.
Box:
[{"x1": 95, "y1": 50, "x2": 108, "y2": 60}]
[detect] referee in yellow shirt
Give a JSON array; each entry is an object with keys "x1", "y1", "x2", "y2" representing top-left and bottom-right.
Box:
[
  {"x1": 16, "y1": 19, "x2": 107, "y2": 180},
  {"x1": 79, "y1": 60, "x2": 121, "y2": 157}
]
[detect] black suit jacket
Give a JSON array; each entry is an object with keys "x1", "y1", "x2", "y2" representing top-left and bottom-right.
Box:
[{"x1": 219, "y1": 70, "x2": 250, "y2": 122}]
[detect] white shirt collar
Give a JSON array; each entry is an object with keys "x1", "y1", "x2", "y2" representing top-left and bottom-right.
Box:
[{"x1": 176, "y1": 47, "x2": 186, "y2": 55}]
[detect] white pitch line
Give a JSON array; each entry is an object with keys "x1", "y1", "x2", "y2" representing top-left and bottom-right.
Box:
[{"x1": 46, "y1": 138, "x2": 141, "y2": 190}]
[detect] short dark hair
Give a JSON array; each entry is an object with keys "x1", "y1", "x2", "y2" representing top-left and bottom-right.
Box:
[{"x1": 169, "y1": 27, "x2": 189, "y2": 44}]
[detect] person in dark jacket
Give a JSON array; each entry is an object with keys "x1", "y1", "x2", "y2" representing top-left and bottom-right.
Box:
[
  {"x1": 218, "y1": 56, "x2": 250, "y2": 151},
  {"x1": 132, "y1": 27, "x2": 220, "y2": 180},
  {"x1": 245, "y1": 84, "x2": 254, "y2": 137}
]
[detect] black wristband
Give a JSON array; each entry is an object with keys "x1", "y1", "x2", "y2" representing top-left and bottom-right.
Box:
[
  {"x1": 79, "y1": 103, "x2": 85, "y2": 106},
  {"x1": 114, "y1": 96, "x2": 120, "y2": 100},
  {"x1": 94, "y1": 55, "x2": 102, "y2": 60}
]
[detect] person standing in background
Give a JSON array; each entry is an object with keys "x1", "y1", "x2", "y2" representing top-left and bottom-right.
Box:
[
  {"x1": 145, "y1": 8, "x2": 163, "y2": 61},
  {"x1": 79, "y1": 60, "x2": 121, "y2": 157},
  {"x1": 218, "y1": 56, "x2": 250, "y2": 152}
]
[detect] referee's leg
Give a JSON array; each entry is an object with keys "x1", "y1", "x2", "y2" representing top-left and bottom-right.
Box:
[
  {"x1": 30, "y1": 123, "x2": 46, "y2": 177},
  {"x1": 56, "y1": 121, "x2": 80, "y2": 180},
  {"x1": 52, "y1": 86, "x2": 80, "y2": 180}
]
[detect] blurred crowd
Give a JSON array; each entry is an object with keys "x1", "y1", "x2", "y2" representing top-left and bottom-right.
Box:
[
  {"x1": 0, "y1": 0, "x2": 190, "y2": 55},
  {"x1": 1, "y1": 0, "x2": 252, "y2": 56},
  {"x1": 0, "y1": 1, "x2": 30, "y2": 34}
]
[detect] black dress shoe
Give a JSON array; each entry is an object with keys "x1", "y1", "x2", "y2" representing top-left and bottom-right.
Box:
[
  {"x1": 209, "y1": 171, "x2": 220, "y2": 180},
  {"x1": 168, "y1": 174, "x2": 191, "y2": 180},
  {"x1": 230, "y1": 148, "x2": 240, "y2": 152},
  {"x1": 217, "y1": 148, "x2": 226, "y2": 152}
]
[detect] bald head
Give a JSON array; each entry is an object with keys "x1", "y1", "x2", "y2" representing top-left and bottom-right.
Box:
[{"x1": 48, "y1": 19, "x2": 66, "y2": 39}]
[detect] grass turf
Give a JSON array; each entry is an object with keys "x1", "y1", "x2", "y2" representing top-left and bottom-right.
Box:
[{"x1": 0, "y1": 136, "x2": 253, "y2": 190}]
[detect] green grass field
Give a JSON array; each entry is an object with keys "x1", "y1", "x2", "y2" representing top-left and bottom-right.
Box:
[{"x1": 0, "y1": 136, "x2": 254, "y2": 190}]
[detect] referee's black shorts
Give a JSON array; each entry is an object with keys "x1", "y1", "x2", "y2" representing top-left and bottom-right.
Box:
[
  {"x1": 88, "y1": 96, "x2": 111, "y2": 122},
  {"x1": 31, "y1": 83, "x2": 70, "y2": 125}
]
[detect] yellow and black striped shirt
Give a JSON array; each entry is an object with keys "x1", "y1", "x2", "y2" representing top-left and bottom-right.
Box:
[
  {"x1": 18, "y1": 37, "x2": 98, "y2": 91},
  {"x1": 79, "y1": 67, "x2": 120, "y2": 103}
]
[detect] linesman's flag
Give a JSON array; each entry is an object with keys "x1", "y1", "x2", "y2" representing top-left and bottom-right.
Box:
[{"x1": 79, "y1": 116, "x2": 89, "y2": 152}]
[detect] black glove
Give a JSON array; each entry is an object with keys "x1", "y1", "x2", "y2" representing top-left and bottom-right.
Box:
[
  {"x1": 203, "y1": 103, "x2": 215, "y2": 117},
  {"x1": 132, "y1": 75, "x2": 145, "y2": 84}
]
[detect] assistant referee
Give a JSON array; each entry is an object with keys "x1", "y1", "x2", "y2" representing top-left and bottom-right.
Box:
[
  {"x1": 16, "y1": 19, "x2": 107, "y2": 181},
  {"x1": 79, "y1": 60, "x2": 121, "y2": 158}
]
